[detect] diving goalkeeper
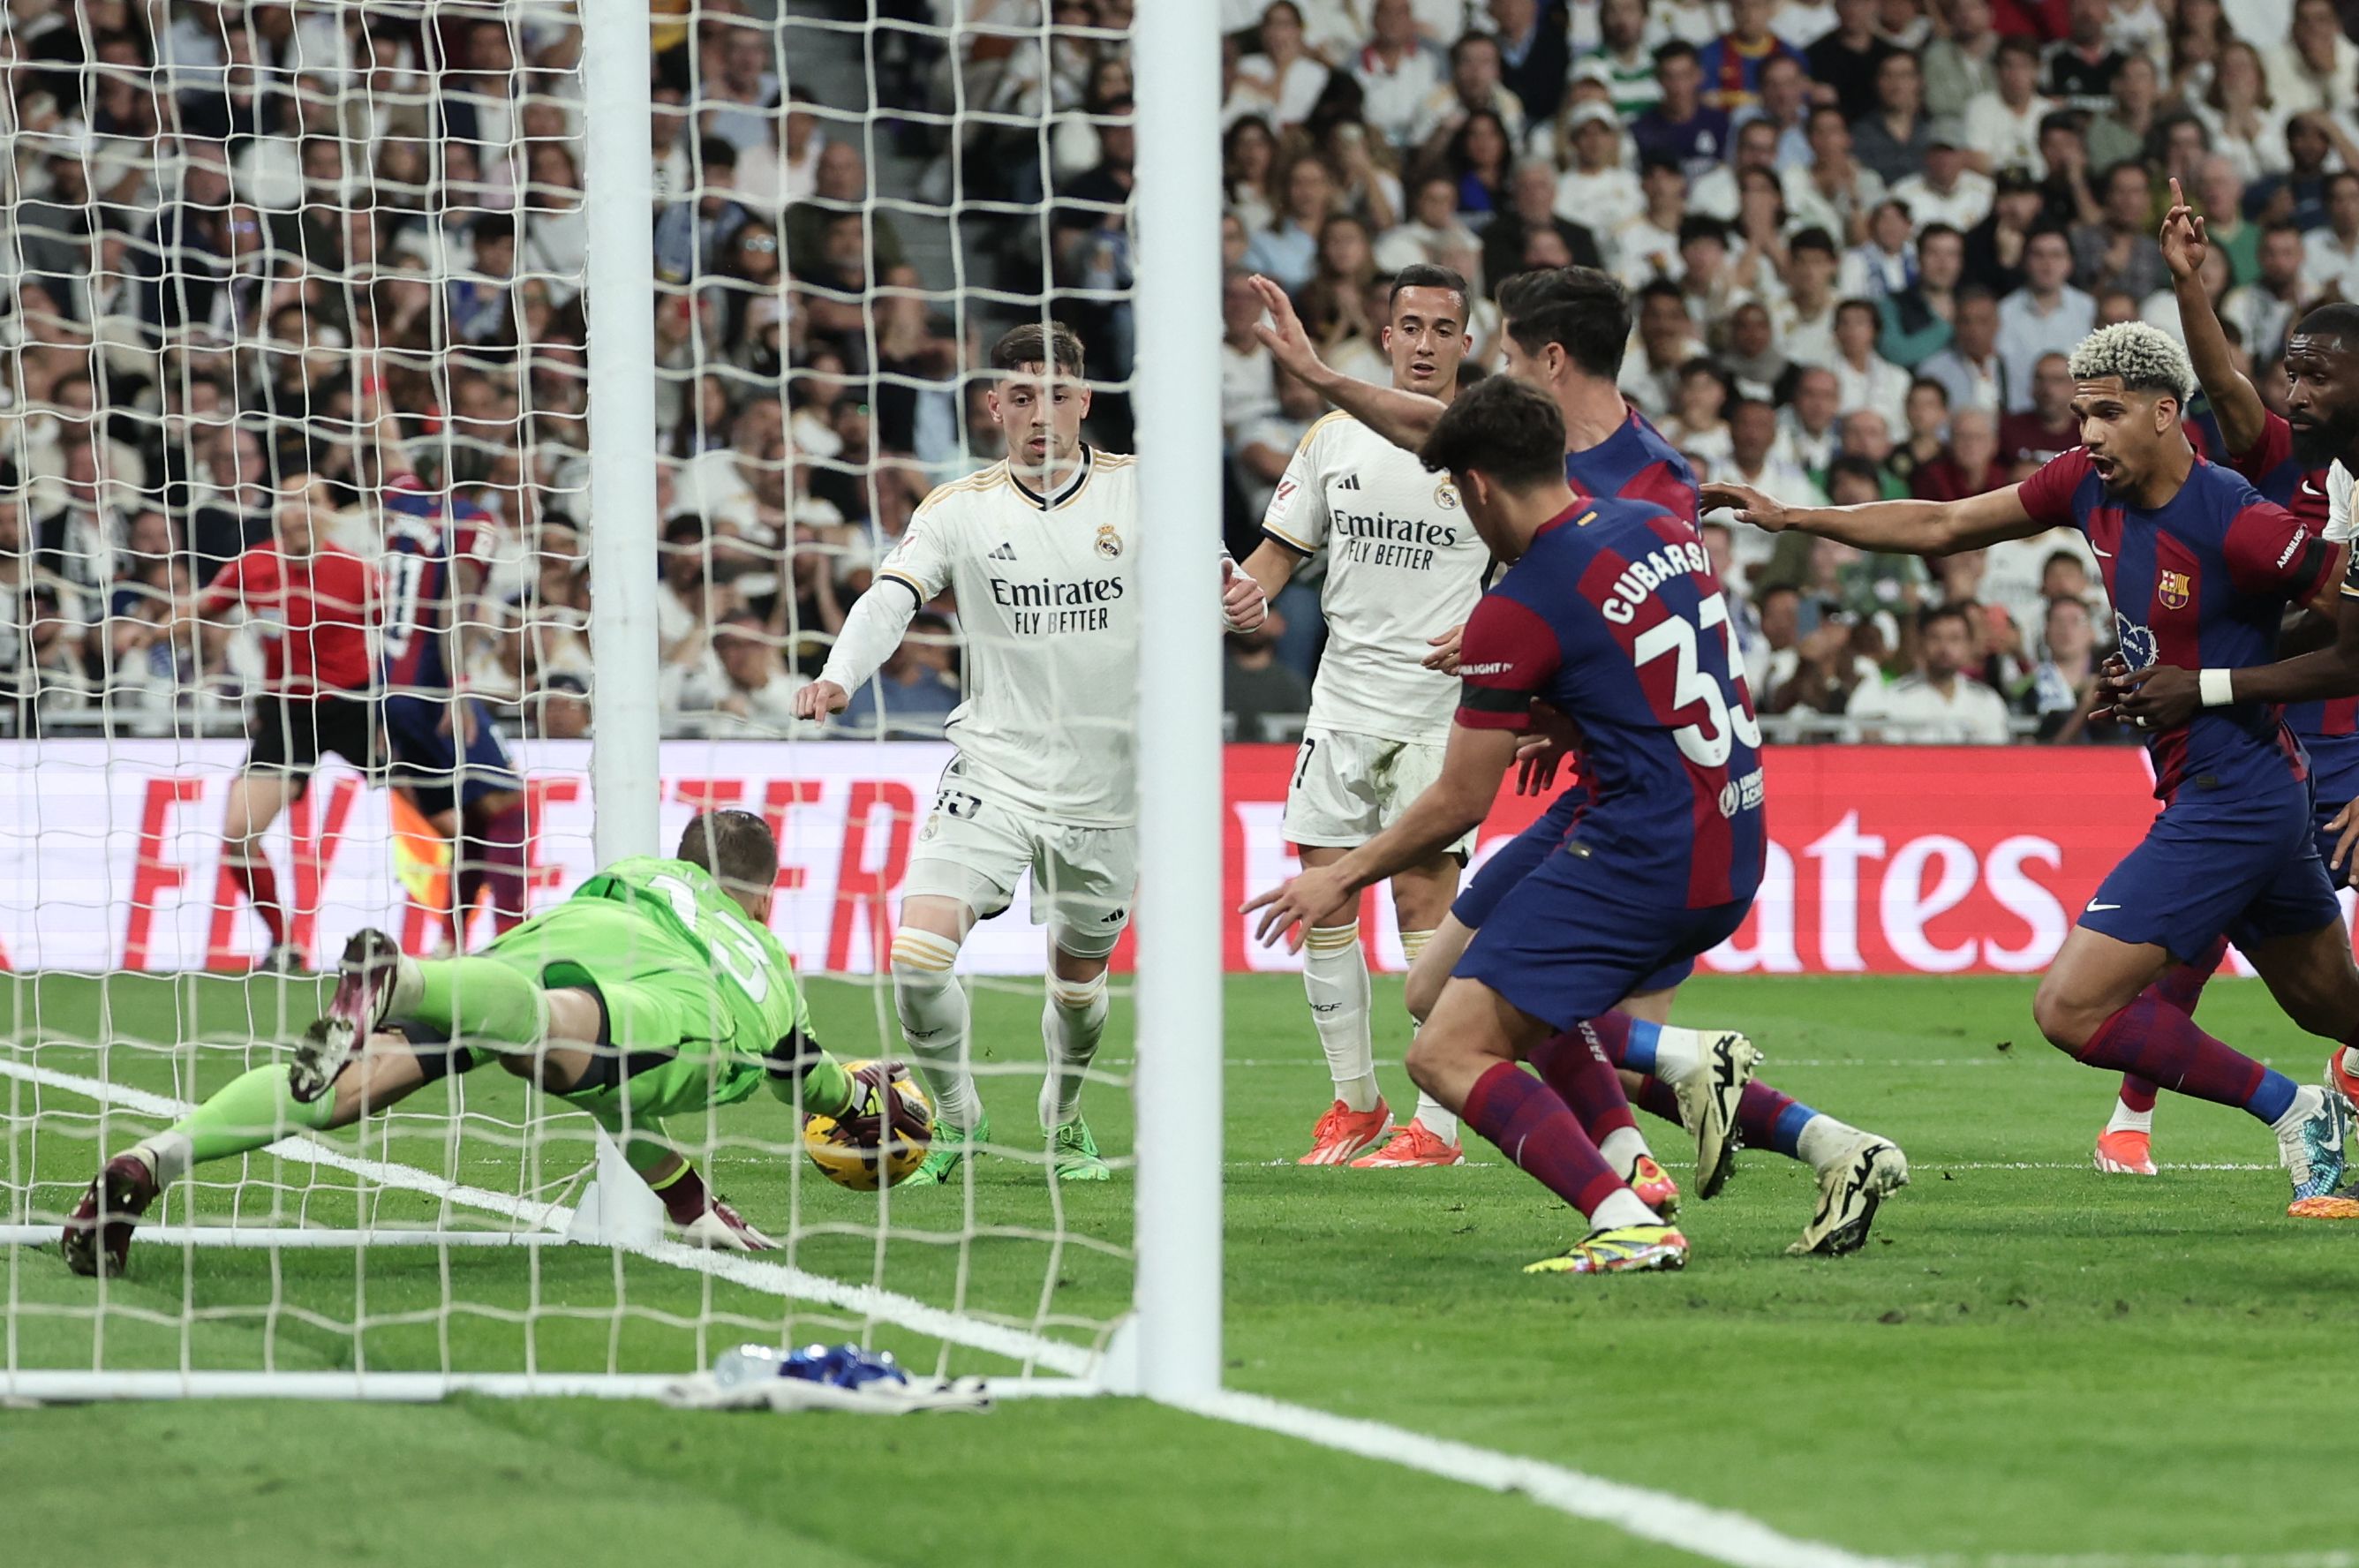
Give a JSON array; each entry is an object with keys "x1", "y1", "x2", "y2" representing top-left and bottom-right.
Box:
[{"x1": 64, "y1": 810, "x2": 863, "y2": 1277}]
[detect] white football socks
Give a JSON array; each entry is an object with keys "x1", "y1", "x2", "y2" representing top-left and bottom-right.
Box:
[
  {"x1": 2105, "y1": 1099, "x2": 2153, "y2": 1136},
  {"x1": 1793, "y1": 1112, "x2": 1866, "y2": 1173},
  {"x1": 891, "y1": 928, "x2": 981, "y2": 1132},
  {"x1": 1589, "y1": 1186, "x2": 1660, "y2": 1230},
  {"x1": 1639, "y1": 1023, "x2": 1707, "y2": 1084},
  {"x1": 1303, "y1": 923, "x2": 1380, "y2": 1112},
  {"x1": 1039, "y1": 969, "x2": 1109, "y2": 1128},
  {"x1": 1598, "y1": 1125, "x2": 1649, "y2": 1176},
  {"x1": 2272, "y1": 1084, "x2": 2325, "y2": 1137},
  {"x1": 1395, "y1": 930, "x2": 1458, "y2": 1141}
]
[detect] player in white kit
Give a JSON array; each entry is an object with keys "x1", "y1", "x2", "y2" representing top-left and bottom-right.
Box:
[
  {"x1": 794, "y1": 323, "x2": 1137, "y2": 1183},
  {"x1": 1225, "y1": 265, "x2": 1494, "y2": 1167}
]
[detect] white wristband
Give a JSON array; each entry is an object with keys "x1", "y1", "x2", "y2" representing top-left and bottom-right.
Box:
[{"x1": 2198, "y1": 667, "x2": 2235, "y2": 707}]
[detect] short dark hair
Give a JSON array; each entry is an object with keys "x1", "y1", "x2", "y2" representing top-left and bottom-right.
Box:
[
  {"x1": 1835, "y1": 297, "x2": 1880, "y2": 328},
  {"x1": 1497, "y1": 266, "x2": 1632, "y2": 381},
  {"x1": 1653, "y1": 40, "x2": 1699, "y2": 69},
  {"x1": 2295, "y1": 302, "x2": 2359, "y2": 346},
  {"x1": 1826, "y1": 454, "x2": 1883, "y2": 490},
  {"x1": 1918, "y1": 221, "x2": 1963, "y2": 250},
  {"x1": 1450, "y1": 31, "x2": 1500, "y2": 64},
  {"x1": 991, "y1": 320, "x2": 1086, "y2": 378},
  {"x1": 677, "y1": 808, "x2": 779, "y2": 897},
  {"x1": 1996, "y1": 35, "x2": 2040, "y2": 64},
  {"x1": 1918, "y1": 602, "x2": 1975, "y2": 638},
  {"x1": 1909, "y1": 375, "x2": 1950, "y2": 406},
  {"x1": 697, "y1": 135, "x2": 740, "y2": 170},
  {"x1": 1389, "y1": 261, "x2": 1471, "y2": 317},
  {"x1": 1677, "y1": 214, "x2": 1730, "y2": 249},
  {"x1": 1418, "y1": 373, "x2": 1567, "y2": 492},
  {"x1": 1789, "y1": 225, "x2": 1837, "y2": 260},
  {"x1": 2041, "y1": 548, "x2": 2086, "y2": 577}
]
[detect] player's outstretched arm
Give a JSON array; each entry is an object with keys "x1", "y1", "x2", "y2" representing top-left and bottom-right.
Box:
[
  {"x1": 1244, "y1": 722, "x2": 1518, "y2": 949},
  {"x1": 1247, "y1": 274, "x2": 1448, "y2": 454},
  {"x1": 1700, "y1": 479, "x2": 2045, "y2": 554},
  {"x1": 2163, "y1": 178, "x2": 2268, "y2": 457},
  {"x1": 795, "y1": 579, "x2": 920, "y2": 720}
]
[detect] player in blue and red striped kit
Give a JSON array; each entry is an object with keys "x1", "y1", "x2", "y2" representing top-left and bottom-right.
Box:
[
  {"x1": 1249, "y1": 376, "x2": 1767, "y2": 1274},
  {"x1": 1253, "y1": 264, "x2": 1908, "y2": 1254},
  {"x1": 2091, "y1": 186, "x2": 2359, "y2": 1175},
  {"x1": 371, "y1": 389, "x2": 530, "y2": 949},
  {"x1": 1710, "y1": 320, "x2": 2359, "y2": 1218}
]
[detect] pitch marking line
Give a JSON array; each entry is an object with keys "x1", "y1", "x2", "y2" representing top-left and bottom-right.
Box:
[
  {"x1": 0, "y1": 1056, "x2": 1091, "y2": 1377},
  {"x1": 9, "y1": 1058, "x2": 1914, "y2": 1568}
]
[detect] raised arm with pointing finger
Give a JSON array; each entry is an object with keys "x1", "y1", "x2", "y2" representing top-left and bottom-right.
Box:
[{"x1": 1247, "y1": 274, "x2": 1451, "y2": 455}]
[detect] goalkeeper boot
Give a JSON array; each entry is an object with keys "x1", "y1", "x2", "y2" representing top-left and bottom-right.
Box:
[
  {"x1": 61, "y1": 1154, "x2": 160, "y2": 1278},
  {"x1": 294, "y1": 928, "x2": 413, "y2": 1104},
  {"x1": 1049, "y1": 1118, "x2": 1112, "y2": 1182},
  {"x1": 679, "y1": 1199, "x2": 779, "y2": 1251},
  {"x1": 1523, "y1": 1224, "x2": 1687, "y2": 1277},
  {"x1": 1671, "y1": 1031, "x2": 1760, "y2": 1201},
  {"x1": 905, "y1": 1112, "x2": 989, "y2": 1187},
  {"x1": 1790, "y1": 1135, "x2": 1910, "y2": 1255}
]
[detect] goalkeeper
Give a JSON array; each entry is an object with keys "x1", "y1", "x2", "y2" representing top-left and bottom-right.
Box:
[{"x1": 64, "y1": 810, "x2": 863, "y2": 1278}]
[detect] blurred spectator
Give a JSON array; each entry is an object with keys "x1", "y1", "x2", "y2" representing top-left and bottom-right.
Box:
[
  {"x1": 1631, "y1": 42, "x2": 1730, "y2": 180},
  {"x1": 1807, "y1": 0, "x2": 1897, "y2": 124},
  {"x1": 1696, "y1": 0, "x2": 1804, "y2": 116},
  {"x1": 1891, "y1": 131, "x2": 1993, "y2": 238},
  {"x1": 1919, "y1": 286, "x2": 2007, "y2": 414},
  {"x1": 1353, "y1": 0, "x2": 1447, "y2": 148},
  {"x1": 1231, "y1": 3, "x2": 1331, "y2": 132},
  {"x1": 1224, "y1": 609, "x2": 1311, "y2": 742},
  {"x1": 2266, "y1": 0, "x2": 2357, "y2": 118},
  {"x1": 838, "y1": 612, "x2": 962, "y2": 739},
  {"x1": 2071, "y1": 160, "x2": 2168, "y2": 300},
  {"x1": 2198, "y1": 42, "x2": 2287, "y2": 189},
  {"x1": 679, "y1": 610, "x2": 811, "y2": 735},
  {"x1": 1911, "y1": 407, "x2": 2009, "y2": 503},
  {"x1": 2044, "y1": 0, "x2": 2127, "y2": 115},
  {"x1": 1412, "y1": 32, "x2": 1527, "y2": 152},
  {"x1": 1246, "y1": 151, "x2": 1340, "y2": 291},
  {"x1": 1923, "y1": 0, "x2": 2000, "y2": 123},
  {"x1": 1964, "y1": 38, "x2": 2054, "y2": 180},
  {"x1": 1375, "y1": 172, "x2": 1482, "y2": 272},
  {"x1": 1483, "y1": 159, "x2": 1603, "y2": 286},
  {"x1": 1999, "y1": 352, "x2": 2081, "y2": 466},
  {"x1": 1877, "y1": 223, "x2": 1964, "y2": 370},
  {"x1": 1830, "y1": 298, "x2": 1909, "y2": 433},
  {"x1": 1848, "y1": 603, "x2": 2011, "y2": 742},
  {"x1": 2024, "y1": 594, "x2": 2106, "y2": 743},
  {"x1": 1850, "y1": 51, "x2": 1931, "y2": 188},
  {"x1": 1996, "y1": 231, "x2": 2095, "y2": 411}
]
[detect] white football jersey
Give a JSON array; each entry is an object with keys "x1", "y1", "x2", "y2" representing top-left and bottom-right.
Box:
[
  {"x1": 1262, "y1": 411, "x2": 1491, "y2": 743},
  {"x1": 2325, "y1": 459, "x2": 2354, "y2": 544},
  {"x1": 877, "y1": 447, "x2": 1139, "y2": 826}
]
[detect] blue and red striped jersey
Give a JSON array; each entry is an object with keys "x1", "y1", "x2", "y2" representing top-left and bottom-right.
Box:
[
  {"x1": 379, "y1": 473, "x2": 495, "y2": 694},
  {"x1": 2221, "y1": 413, "x2": 2359, "y2": 792},
  {"x1": 1456, "y1": 496, "x2": 1765, "y2": 908},
  {"x1": 2018, "y1": 447, "x2": 2338, "y2": 803},
  {"x1": 1564, "y1": 410, "x2": 1700, "y2": 527}
]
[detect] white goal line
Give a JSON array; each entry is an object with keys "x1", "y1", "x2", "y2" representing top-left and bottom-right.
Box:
[{"x1": 3, "y1": 1057, "x2": 1908, "y2": 1568}]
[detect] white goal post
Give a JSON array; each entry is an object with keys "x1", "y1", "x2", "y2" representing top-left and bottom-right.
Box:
[{"x1": 0, "y1": 0, "x2": 1223, "y2": 1405}]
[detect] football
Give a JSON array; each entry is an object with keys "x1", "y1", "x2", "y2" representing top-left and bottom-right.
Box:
[{"x1": 803, "y1": 1059, "x2": 935, "y2": 1191}]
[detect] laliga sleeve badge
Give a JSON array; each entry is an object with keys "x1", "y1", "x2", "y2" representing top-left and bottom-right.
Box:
[{"x1": 1096, "y1": 523, "x2": 1123, "y2": 558}]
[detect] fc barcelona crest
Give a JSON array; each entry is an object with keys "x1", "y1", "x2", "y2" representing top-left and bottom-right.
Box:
[
  {"x1": 1096, "y1": 523, "x2": 1123, "y2": 558},
  {"x1": 2158, "y1": 569, "x2": 2191, "y2": 610}
]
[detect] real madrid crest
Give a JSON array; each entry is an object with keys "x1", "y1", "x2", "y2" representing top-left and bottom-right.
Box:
[
  {"x1": 1096, "y1": 523, "x2": 1123, "y2": 559},
  {"x1": 1434, "y1": 479, "x2": 1460, "y2": 510}
]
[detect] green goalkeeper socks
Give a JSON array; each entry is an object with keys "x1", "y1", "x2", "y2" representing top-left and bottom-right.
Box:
[
  {"x1": 133, "y1": 1065, "x2": 337, "y2": 1183},
  {"x1": 411, "y1": 957, "x2": 549, "y2": 1052}
]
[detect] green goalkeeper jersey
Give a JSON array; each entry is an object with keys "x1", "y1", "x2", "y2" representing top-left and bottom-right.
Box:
[{"x1": 570, "y1": 856, "x2": 813, "y2": 1061}]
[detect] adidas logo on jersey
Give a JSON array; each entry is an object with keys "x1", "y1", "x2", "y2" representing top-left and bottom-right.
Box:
[
  {"x1": 1335, "y1": 473, "x2": 1362, "y2": 491},
  {"x1": 988, "y1": 541, "x2": 1019, "y2": 561}
]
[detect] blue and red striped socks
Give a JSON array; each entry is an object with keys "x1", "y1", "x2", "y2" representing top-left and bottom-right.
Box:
[
  {"x1": 1462, "y1": 1060, "x2": 1646, "y2": 1226},
  {"x1": 2076, "y1": 992, "x2": 2297, "y2": 1125},
  {"x1": 2116, "y1": 935, "x2": 2229, "y2": 1126}
]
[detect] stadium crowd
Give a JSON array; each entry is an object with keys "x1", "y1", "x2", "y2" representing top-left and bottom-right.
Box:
[{"x1": 2, "y1": 0, "x2": 2353, "y2": 746}]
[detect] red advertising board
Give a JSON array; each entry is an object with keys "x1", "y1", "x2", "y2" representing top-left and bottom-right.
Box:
[{"x1": 1, "y1": 740, "x2": 2196, "y2": 976}]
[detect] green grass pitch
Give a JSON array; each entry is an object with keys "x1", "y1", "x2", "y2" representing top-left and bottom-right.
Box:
[{"x1": 5, "y1": 969, "x2": 2356, "y2": 1566}]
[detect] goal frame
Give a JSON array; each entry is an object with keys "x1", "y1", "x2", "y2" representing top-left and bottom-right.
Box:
[{"x1": 2, "y1": 0, "x2": 1225, "y2": 1407}]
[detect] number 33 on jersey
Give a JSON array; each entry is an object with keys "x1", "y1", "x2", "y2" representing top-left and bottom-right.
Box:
[{"x1": 1454, "y1": 496, "x2": 1767, "y2": 910}]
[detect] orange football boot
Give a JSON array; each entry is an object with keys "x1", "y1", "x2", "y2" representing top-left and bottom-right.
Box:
[
  {"x1": 1300, "y1": 1100, "x2": 1393, "y2": 1165},
  {"x1": 1347, "y1": 1119, "x2": 1465, "y2": 1167},
  {"x1": 2092, "y1": 1128, "x2": 2157, "y2": 1176}
]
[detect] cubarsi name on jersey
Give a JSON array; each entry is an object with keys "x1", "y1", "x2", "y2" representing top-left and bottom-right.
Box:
[{"x1": 1600, "y1": 540, "x2": 1713, "y2": 625}]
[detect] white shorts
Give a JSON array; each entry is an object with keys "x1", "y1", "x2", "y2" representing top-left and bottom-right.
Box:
[
  {"x1": 903, "y1": 775, "x2": 1137, "y2": 952},
  {"x1": 1281, "y1": 726, "x2": 1474, "y2": 856}
]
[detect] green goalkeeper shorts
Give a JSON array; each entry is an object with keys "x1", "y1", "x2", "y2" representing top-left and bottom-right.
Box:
[{"x1": 479, "y1": 899, "x2": 766, "y2": 1122}]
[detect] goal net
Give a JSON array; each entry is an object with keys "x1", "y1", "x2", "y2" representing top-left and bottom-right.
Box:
[{"x1": 0, "y1": 0, "x2": 1208, "y2": 1401}]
